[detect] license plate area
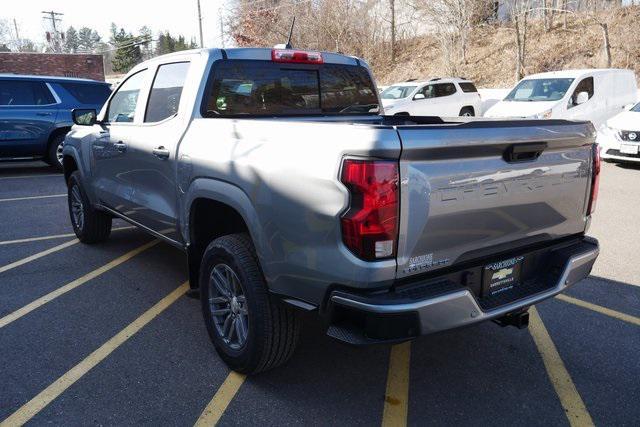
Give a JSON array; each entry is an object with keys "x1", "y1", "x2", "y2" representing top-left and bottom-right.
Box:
[
  {"x1": 482, "y1": 256, "x2": 524, "y2": 297},
  {"x1": 620, "y1": 144, "x2": 639, "y2": 155}
]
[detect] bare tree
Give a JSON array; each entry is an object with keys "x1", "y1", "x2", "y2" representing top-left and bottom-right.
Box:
[{"x1": 505, "y1": 0, "x2": 532, "y2": 80}]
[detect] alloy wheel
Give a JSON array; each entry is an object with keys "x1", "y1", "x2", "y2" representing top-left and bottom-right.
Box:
[
  {"x1": 208, "y1": 263, "x2": 249, "y2": 350},
  {"x1": 70, "y1": 185, "x2": 85, "y2": 231},
  {"x1": 56, "y1": 142, "x2": 64, "y2": 166}
]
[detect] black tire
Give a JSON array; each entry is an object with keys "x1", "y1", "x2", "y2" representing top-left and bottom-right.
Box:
[
  {"x1": 200, "y1": 233, "x2": 301, "y2": 374},
  {"x1": 47, "y1": 133, "x2": 66, "y2": 172},
  {"x1": 67, "y1": 171, "x2": 112, "y2": 243},
  {"x1": 459, "y1": 107, "x2": 475, "y2": 117}
]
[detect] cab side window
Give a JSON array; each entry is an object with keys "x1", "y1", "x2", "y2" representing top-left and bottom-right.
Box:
[
  {"x1": 107, "y1": 70, "x2": 147, "y2": 123},
  {"x1": 145, "y1": 62, "x2": 190, "y2": 123},
  {"x1": 569, "y1": 77, "x2": 594, "y2": 107}
]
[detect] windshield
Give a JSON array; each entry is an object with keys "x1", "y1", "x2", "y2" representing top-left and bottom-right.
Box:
[
  {"x1": 505, "y1": 78, "x2": 574, "y2": 102},
  {"x1": 381, "y1": 85, "x2": 417, "y2": 100},
  {"x1": 631, "y1": 102, "x2": 640, "y2": 112}
]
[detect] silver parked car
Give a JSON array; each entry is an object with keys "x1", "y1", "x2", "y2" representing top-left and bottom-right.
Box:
[{"x1": 63, "y1": 47, "x2": 600, "y2": 374}]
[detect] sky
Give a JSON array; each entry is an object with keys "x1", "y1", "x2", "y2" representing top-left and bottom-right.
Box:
[{"x1": 4, "y1": 0, "x2": 226, "y2": 48}]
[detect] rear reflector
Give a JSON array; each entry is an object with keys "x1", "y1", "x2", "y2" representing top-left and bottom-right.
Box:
[
  {"x1": 588, "y1": 144, "x2": 601, "y2": 214},
  {"x1": 340, "y1": 159, "x2": 399, "y2": 261},
  {"x1": 272, "y1": 49, "x2": 323, "y2": 64}
]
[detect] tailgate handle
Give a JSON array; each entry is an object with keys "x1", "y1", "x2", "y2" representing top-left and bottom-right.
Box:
[{"x1": 504, "y1": 143, "x2": 547, "y2": 163}]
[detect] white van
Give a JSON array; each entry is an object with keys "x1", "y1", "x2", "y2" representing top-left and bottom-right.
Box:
[{"x1": 484, "y1": 69, "x2": 638, "y2": 128}]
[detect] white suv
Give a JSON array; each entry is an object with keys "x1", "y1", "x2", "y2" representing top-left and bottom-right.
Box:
[{"x1": 381, "y1": 78, "x2": 482, "y2": 117}]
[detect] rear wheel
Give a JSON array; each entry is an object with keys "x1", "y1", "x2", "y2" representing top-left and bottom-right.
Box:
[
  {"x1": 459, "y1": 107, "x2": 475, "y2": 117},
  {"x1": 67, "y1": 171, "x2": 112, "y2": 243},
  {"x1": 200, "y1": 233, "x2": 301, "y2": 374},
  {"x1": 47, "y1": 133, "x2": 66, "y2": 172}
]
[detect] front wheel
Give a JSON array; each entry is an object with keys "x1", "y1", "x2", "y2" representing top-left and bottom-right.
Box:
[
  {"x1": 67, "y1": 171, "x2": 112, "y2": 243},
  {"x1": 200, "y1": 233, "x2": 301, "y2": 374}
]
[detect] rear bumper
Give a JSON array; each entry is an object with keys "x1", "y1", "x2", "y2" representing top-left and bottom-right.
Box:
[{"x1": 325, "y1": 237, "x2": 599, "y2": 344}]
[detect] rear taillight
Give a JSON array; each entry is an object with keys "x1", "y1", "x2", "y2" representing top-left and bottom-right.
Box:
[
  {"x1": 271, "y1": 49, "x2": 323, "y2": 64},
  {"x1": 588, "y1": 144, "x2": 601, "y2": 214},
  {"x1": 340, "y1": 159, "x2": 399, "y2": 261}
]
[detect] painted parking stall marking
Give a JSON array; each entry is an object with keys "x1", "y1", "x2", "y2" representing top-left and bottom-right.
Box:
[
  {"x1": 0, "y1": 240, "x2": 159, "y2": 328},
  {"x1": 556, "y1": 294, "x2": 640, "y2": 327},
  {"x1": 529, "y1": 307, "x2": 594, "y2": 427},
  {"x1": 0, "y1": 281, "x2": 189, "y2": 426},
  {"x1": 0, "y1": 194, "x2": 66, "y2": 203},
  {"x1": 194, "y1": 372, "x2": 247, "y2": 426},
  {"x1": 0, "y1": 239, "x2": 79, "y2": 274},
  {"x1": 0, "y1": 226, "x2": 135, "y2": 246},
  {"x1": 382, "y1": 342, "x2": 411, "y2": 427}
]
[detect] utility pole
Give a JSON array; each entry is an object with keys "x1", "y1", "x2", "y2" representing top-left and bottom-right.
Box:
[
  {"x1": 219, "y1": 7, "x2": 225, "y2": 48},
  {"x1": 13, "y1": 18, "x2": 21, "y2": 52},
  {"x1": 197, "y1": 0, "x2": 204, "y2": 48},
  {"x1": 41, "y1": 10, "x2": 64, "y2": 52}
]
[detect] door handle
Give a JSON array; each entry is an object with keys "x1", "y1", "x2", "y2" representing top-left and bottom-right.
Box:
[
  {"x1": 152, "y1": 146, "x2": 170, "y2": 160},
  {"x1": 36, "y1": 112, "x2": 53, "y2": 116},
  {"x1": 114, "y1": 141, "x2": 127, "y2": 152}
]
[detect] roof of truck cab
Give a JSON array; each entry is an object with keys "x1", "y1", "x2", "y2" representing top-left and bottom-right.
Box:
[
  {"x1": 145, "y1": 47, "x2": 364, "y2": 67},
  {"x1": 522, "y1": 68, "x2": 634, "y2": 80},
  {"x1": 0, "y1": 74, "x2": 108, "y2": 84}
]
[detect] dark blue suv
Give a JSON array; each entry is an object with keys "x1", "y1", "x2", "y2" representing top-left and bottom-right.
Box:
[{"x1": 0, "y1": 74, "x2": 111, "y2": 170}]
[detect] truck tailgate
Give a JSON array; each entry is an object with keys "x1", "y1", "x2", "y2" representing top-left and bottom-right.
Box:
[{"x1": 395, "y1": 120, "x2": 595, "y2": 278}]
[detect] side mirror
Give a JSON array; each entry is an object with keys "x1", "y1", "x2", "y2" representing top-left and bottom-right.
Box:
[
  {"x1": 72, "y1": 109, "x2": 97, "y2": 126},
  {"x1": 575, "y1": 91, "x2": 589, "y2": 106},
  {"x1": 413, "y1": 93, "x2": 425, "y2": 100}
]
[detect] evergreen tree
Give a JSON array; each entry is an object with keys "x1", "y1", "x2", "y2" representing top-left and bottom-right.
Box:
[
  {"x1": 110, "y1": 24, "x2": 142, "y2": 73},
  {"x1": 78, "y1": 27, "x2": 101, "y2": 52},
  {"x1": 155, "y1": 31, "x2": 194, "y2": 55},
  {"x1": 64, "y1": 26, "x2": 79, "y2": 53}
]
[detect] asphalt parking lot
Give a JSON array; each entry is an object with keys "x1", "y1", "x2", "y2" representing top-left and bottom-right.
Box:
[{"x1": 0, "y1": 160, "x2": 638, "y2": 426}]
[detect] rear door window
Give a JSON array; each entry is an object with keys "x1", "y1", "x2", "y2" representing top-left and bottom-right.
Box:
[
  {"x1": 60, "y1": 82, "x2": 111, "y2": 105},
  {"x1": 434, "y1": 83, "x2": 457, "y2": 97},
  {"x1": 145, "y1": 62, "x2": 191, "y2": 122},
  {"x1": 0, "y1": 80, "x2": 56, "y2": 106},
  {"x1": 459, "y1": 82, "x2": 478, "y2": 93},
  {"x1": 205, "y1": 60, "x2": 378, "y2": 116}
]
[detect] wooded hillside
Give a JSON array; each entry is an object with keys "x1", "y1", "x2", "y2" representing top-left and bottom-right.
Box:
[{"x1": 227, "y1": 1, "x2": 640, "y2": 88}]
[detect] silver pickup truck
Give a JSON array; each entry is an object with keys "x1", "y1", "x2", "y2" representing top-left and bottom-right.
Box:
[{"x1": 62, "y1": 48, "x2": 600, "y2": 374}]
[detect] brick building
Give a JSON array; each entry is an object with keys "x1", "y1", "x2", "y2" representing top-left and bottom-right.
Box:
[{"x1": 0, "y1": 53, "x2": 105, "y2": 81}]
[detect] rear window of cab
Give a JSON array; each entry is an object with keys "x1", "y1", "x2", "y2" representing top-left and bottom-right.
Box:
[
  {"x1": 203, "y1": 60, "x2": 379, "y2": 116},
  {"x1": 459, "y1": 82, "x2": 478, "y2": 93}
]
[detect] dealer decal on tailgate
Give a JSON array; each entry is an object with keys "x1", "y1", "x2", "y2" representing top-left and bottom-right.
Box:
[{"x1": 482, "y1": 256, "x2": 524, "y2": 297}]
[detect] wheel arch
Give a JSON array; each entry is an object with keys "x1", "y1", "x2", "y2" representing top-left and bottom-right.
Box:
[
  {"x1": 459, "y1": 106, "x2": 475, "y2": 116},
  {"x1": 183, "y1": 178, "x2": 268, "y2": 290}
]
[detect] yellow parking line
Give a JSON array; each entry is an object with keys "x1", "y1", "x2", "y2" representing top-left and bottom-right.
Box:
[
  {"x1": 381, "y1": 342, "x2": 411, "y2": 427},
  {"x1": 0, "y1": 194, "x2": 66, "y2": 203},
  {"x1": 0, "y1": 226, "x2": 135, "y2": 246},
  {"x1": 529, "y1": 307, "x2": 594, "y2": 427},
  {"x1": 0, "y1": 281, "x2": 189, "y2": 427},
  {"x1": 194, "y1": 372, "x2": 247, "y2": 426},
  {"x1": 556, "y1": 294, "x2": 640, "y2": 327},
  {"x1": 0, "y1": 240, "x2": 159, "y2": 328},
  {"x1": 0, "y1": 239, "x2": 79, "y2": 274}
]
